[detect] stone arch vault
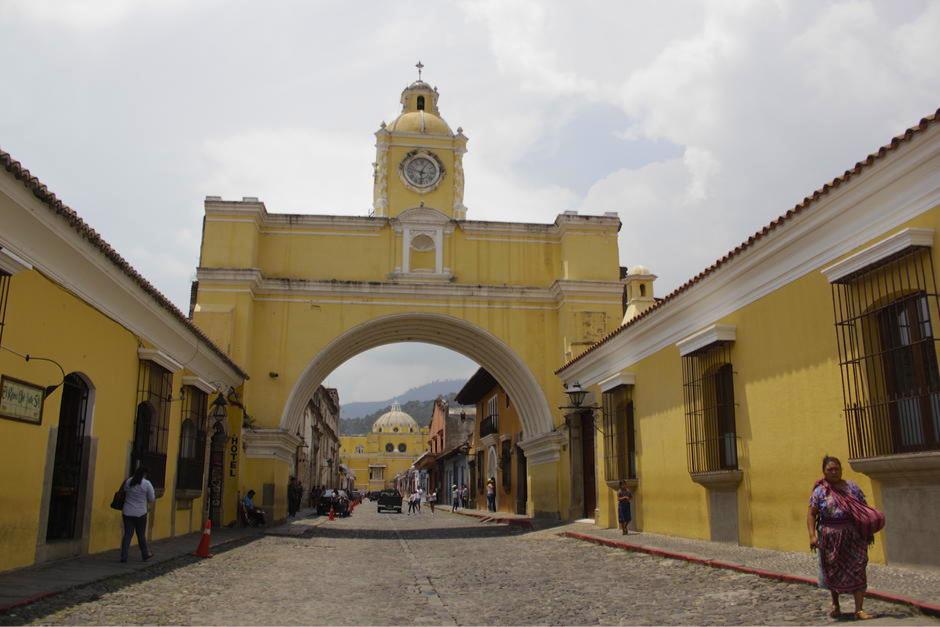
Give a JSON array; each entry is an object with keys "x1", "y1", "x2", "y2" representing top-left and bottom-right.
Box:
[{"x1": 279, "y1": 312, "x2": 554, "y2": 440}]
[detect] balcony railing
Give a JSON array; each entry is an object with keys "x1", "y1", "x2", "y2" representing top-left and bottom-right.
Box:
[{"x1": 480, "y1": 414, "x2": 498, "y2": 438}]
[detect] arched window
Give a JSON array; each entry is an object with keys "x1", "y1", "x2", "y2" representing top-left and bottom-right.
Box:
[
  {"x1": 179, "y1": 420, "x2": 197, "y2": 459},
  {"x1": 398, "y1": 443, "x2": 407, "y2": 453},
  {"x1": 177, "y1": 386, "x2": 208, "y2": 491},
  {"x1": 410, "y1": 427, "x2": 414, "y2": 433},
  {"x1": 133, "y1": 360, "x2": 173, "y2": 490},
  {"x1": 385, "y1": 443, "x2": 394, "y2": 452},
  {"x1": 355, "y1": 445, "x2": 364, "y2": 454},
  {"x1": 393, "y1": 426, "x2": 399, "y2": 433},
  {"x1": 417, "y1": 95, "x2": 425, "y2": 110},
  {"x1": 411, "y1": 233, "x2": 435, "y2": 251},
  {"x1": 640, "y1": 284, "x2": 646, "y2": 297}
]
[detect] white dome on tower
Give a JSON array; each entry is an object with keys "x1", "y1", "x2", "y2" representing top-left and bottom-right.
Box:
[{"x1": 372, "y1": 401, "x2": 419, "y2": 434}]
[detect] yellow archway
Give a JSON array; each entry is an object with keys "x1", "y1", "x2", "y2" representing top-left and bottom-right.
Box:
[{"x1": 279, "y1": 313, "x2": 554, "y2": 438}]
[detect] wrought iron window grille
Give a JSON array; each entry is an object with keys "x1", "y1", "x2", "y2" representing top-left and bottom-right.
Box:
[
  {"x1": 132, "y1": 360, "x2": 173, "y2": 490},
  {"x1": 682, "y1": 341, "x2": 740, "y2": 474},
  {"x1": 602, "y1": 385, "x2": 637, "y2": 482},
  {"x1": 0, "y1": 272, "x2": 9, "y2": 349},
  {"x1": 176, "y1": 386, "x2": 208, "y2": 492},
  {"x1": 832, "y1": 245, "x2": 940, "y2": 458}
]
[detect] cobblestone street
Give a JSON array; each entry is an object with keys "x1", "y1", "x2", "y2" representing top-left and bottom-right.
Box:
[{"x1": 4, "y1": 504, "x2": 935, "y2": 626}]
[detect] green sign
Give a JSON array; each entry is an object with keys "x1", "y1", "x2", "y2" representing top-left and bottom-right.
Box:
[{"x1": 0, "y1": 376, "x2": 44, "y2": 425}]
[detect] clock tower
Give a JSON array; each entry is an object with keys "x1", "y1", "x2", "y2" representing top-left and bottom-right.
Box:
[{"x1": 372, "y1": 66, "x2": 468, "y2": 220}]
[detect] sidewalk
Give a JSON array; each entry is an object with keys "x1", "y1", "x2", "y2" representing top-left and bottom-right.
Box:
[
  {"x1": 556, "y1": 521, "x2": 940, "y2": 617},
  {"x1": 444, "y1": 506, "x2": 536, "y2": 529},
  {"x1": 0, "y1": 508, "x2": 322, "y2": 614}
]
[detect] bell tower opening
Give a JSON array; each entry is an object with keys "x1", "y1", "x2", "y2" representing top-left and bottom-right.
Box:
[{"x1": 417, "y1": 95, "x2": 425, "y2": 111}]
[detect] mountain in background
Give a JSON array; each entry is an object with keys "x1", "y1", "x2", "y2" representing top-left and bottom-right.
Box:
[
  {"x1": 339, "y1": 379, "x2": 466, "y2": 420},
  {"x1": 339, "y1": 393, "x2": 463, "y2": 435}
]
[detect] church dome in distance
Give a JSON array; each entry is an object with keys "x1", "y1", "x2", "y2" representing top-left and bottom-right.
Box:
[
  {"x1": 372, "y1": 401, "x2": 419, "y2": 434},
  {"x1": 627, "y1": 265, "x2": 653, "y2": 276}
]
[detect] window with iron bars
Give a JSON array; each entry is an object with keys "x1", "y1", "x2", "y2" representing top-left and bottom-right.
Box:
[
  {"x1": 832, "y1": 246, "x2": 940, "y2": 458},
  {"x1": 602, "y1": 385, "x2": 637, "y2": 481},
  {"x1": 132, "y1": 360, "x2": 173, "y2": 490},
  {"x1": 481, "y1": 394, "x2": 499, "y2": 437},
  {"x1": 682, "y1": 341, "x2": 738, "y2": 474},
  {"x1": 176, "y1": 386, "x2": 208, "y2": 492},
  {"x1": 0, "y1": 271, "x2": 10, "y2": 348},
  {"x1": 476, "y1": 450, "x2": 484, "y2": 491},
  {"x1": 500, "y1": 438, "x2": 512, "y2": 492}
]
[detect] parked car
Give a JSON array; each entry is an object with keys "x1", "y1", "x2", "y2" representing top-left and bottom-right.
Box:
[
  {"x1": 377, "y1": 489, "x2": 403, "y2": 513},
  {"x1": 317, "y1": 489, "x2": 350, "y2": 516}
]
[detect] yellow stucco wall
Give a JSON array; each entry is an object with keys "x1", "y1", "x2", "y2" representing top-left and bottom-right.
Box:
[
  {"x1": 592, "y1": 208, "x2": 940, "y2": 562},
  {"x1": 339, "y1": 430, "x2": 428, "y2": 491},
  {"x1": 0, "y1": 269, "x2": 225, "y2": 571}
]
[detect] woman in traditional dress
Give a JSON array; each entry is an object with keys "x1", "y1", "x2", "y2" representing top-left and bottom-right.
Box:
[
  {"x1": 807, "y1": 455, "x2": 881, "y2": 620},
  {"x1": 617, "y1": 480, "x2": 633, "y2": 535}
]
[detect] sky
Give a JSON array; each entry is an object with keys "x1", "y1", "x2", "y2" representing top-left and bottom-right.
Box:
[{"x1": 2, "y1": 0, "x2": 938, "y2": 402}]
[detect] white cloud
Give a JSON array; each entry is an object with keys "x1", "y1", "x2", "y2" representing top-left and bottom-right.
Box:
[
  {"x1": 200, "y1": 129, "x2": 374, "y2": 214},
  {"x1": 2, "y1": 0, "x2": 939, "y2": 392},
  {"x1": 2, "y1": 0, "x2": 196, "y2": 29}
]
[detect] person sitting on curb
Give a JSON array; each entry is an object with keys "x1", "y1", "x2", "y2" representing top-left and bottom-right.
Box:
[{"x1": 243, "y1": 490, "x2": 266, "y2": 526}]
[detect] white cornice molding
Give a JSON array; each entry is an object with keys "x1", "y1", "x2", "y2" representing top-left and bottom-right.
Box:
[
  {"x1": 138, "y1": 348, "x2": 184, "y2": 373},
  {"x1": 196, "y1": 268, "x2": 622, "y2": 308},
  {"x1": 821, "y1": 227, "x2": 934, "y2": 283},
  {"x1": 518, "y1": 430, "x2": 565, "y2": 466},
  {"x1": 559, "y1": 123, "x2": 940, "y2": 386},
  {"x1": 0, "y1": 247, "x2": 32, "y2": 274},
  {"x1": 550, "y1": 280, "x2": 624, "y2": 299},
  {"x1": 676, "y1": 324, "x2": 737, "y2": 357},
  {"x1": 598, "y1": 372, "x2": 636, "y2": 392},
  {"x1": 244, "y1": 428, "x2": 303, "y2": 465},
  {"x1": 182, "y1": 376, "x2": 216, "y2": 394}
]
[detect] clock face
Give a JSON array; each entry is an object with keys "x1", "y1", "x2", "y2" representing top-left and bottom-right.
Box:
[{"x1": 404, "y1": 156, "x2": 439, "y2": 188}]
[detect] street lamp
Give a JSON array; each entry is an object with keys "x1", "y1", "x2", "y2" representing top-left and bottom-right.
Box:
[
  {"x1": 559, "y1": 382, "x2": 604, "y2": 433},
  {"x1": 209, "y1": 393, "x2": 227, "y2": 428}
]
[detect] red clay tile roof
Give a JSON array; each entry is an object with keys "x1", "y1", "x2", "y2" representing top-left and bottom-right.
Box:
[
  {"x1": 557, "y1": 107, "x2": 940, "y2": 375},
  {"x1": 0, "y1": 147, "x2": 249, "y2": 381}
]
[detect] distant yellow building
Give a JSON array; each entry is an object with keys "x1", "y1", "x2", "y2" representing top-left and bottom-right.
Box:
[
  {"x1": 557, "y1": 108, "x2": 940, "y2": 568},
  {"x1": 339, "y1": 403, "x2": 428, "y2": 492}
]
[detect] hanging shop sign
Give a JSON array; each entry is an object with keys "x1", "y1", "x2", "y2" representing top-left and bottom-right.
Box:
[{"x1": 0, "y1": 375, "x2": 44, "y2": 424}]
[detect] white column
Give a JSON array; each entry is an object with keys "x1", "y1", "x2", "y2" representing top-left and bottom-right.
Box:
[
  {"x1": 402, "y1": 226, "x2": 411, "y2": 274},
  {"x1": 435, "y1": 228, "x2": 443, "y2": 274}
]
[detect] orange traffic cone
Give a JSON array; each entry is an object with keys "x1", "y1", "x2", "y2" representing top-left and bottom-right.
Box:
[
  {"x1": 193, "y1": 519, "x2": 213, "y2": 558},
  {"x1": 328, "y1": 506, "x2": 335, "y2": 521}
]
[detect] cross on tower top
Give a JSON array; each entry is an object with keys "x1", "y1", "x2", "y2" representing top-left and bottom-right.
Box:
[{"x1": 415, "y1": 60, "x2": 424, "y2": 81}]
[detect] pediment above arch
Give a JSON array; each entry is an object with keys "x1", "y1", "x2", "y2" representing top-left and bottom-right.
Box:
[{"x1": 392, "y1": 206, "x2": 454, "y2": 233}]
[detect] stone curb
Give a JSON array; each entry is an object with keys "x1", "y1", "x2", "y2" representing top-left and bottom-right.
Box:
[
  {"x1": 560, "y1": 531, "x2": 940, "y2": 618},
  {"x1": 0, "y1": 531, "x2": 259, "y2": 615},
  {"x1": 444, "y1": 508, "x2": 534, "y2": 529}
]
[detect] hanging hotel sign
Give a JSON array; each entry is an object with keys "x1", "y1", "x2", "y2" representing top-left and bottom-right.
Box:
[{"x1": 0, "y1": 375, "x2": 44, "y2": 425}]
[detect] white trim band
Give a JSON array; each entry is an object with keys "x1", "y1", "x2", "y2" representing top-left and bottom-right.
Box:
[
  {"x1": 598, "y1": 372, "x2": 636, "y2": 392},
  {"x1": 138, "y1": 348, "x2": 183, "y2": 373},
  {"x1": 676, "y1": 324, "x2": 736, "y2": 357},
  {"x1": 822, "y1": 227, "x2": 934, "y2": 283},
  {"x1": 0, "y1": 248, "x2": 32, "y2": 275},
  {"x1": 182, "y1": 376, "x2": 216, "y2": 394}
]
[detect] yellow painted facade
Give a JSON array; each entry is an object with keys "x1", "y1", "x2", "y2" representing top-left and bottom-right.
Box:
[
  {"x1": 560, "y1": 113, "x2": 940, "y2": 567},
  {"x1": 339, "y1": 430, "x2": 429, "y2": 493},
  {"x1": 192, "y1": 76, "x2": 624, "y2": 520},
  {"x1": 0, "y1": 153, "x2": 246, "y2": 573}
]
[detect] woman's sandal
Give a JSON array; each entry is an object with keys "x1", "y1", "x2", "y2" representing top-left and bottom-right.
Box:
[{"x1": 855, "y1": 610, "x2": 875, "y2": 620}]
